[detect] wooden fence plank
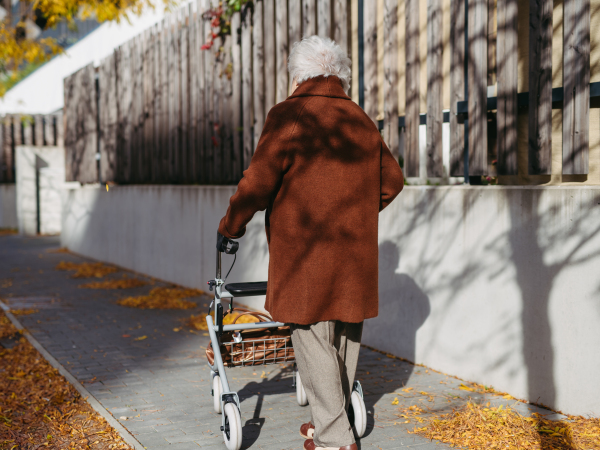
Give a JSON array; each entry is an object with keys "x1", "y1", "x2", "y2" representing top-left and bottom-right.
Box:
[
  {"x1": 221, "y1": 32, "x2": 234, "y2": 184},
  {"x1": 318, "y1": 0, "x2": 331, "y2": 37},
  {"x1": 405, "y1": 0, "x2": 420, "y2": 177},
  {"x1": 0, "y1": 119, "x2": 5, "y2": 183},
  {"x1": 168, "y1": 18, "x2": 179, "y2": 182},
  {"x1": 275, "y1": 0, "x2": 289, "y2": 103},
  {"x1": 133, "y1": 36, "x2": 145, "y2": 183},
  {"x1": 64, "y1": 65, "x2": 98, "y2": 183},
  {"x1": 303, "y1": 0, "x2": 316, "y2": 37},
  {"x1": 129, "y1": 37, "x2": 139, "y2": 183},
  {"x1": 189, "y1": 6, "x2": 199, "y2": 183},
  {"x1": 264, "y1": 0, "x2": 276, "y2": 112},
  {"x1": 211, "y1": 0, "x2": 223, "y2": 183},
  {"x1": 528, "y1": 0, "x2": 552, "y2": 175},
  {"x1": 23, "y1": 117, "x2": 32, "y2": 146},
  {"x1": 158, "y1": 21, "x2": 168, "y2": 183},
  {"x1": 468, "y1": 0, "x2": 487, "y2": 175},
  {"x1": 204, "y1": 9, "x2": 215, "y2": 183},
  {"x1": 363, "y1": 0, "x2": 378, "y2": 123},
  {"x1": 12, "y1": 115, "x2": 22, "y2": 151},
  {"x1": 449, "y1": 0, "x2": 465, "y2": 176},
  {"x1": 143, "y1": 29, "x2": 155, "y2": 183},
  {"x1": 116, "y1": 43, "x2": 133, "y2": 183},
  {"x1": 253, "y1": 0, "x2": 265, "y2": 152},
  {"x1": 99, "y1": 53, "x2": 118, "y2": 182},
  {"x1": 34, "y1": 115, "x2": 43, "y2": 146},
  {"x1": 0, "y1": 117, "x2": 13, "y2": 182},
  {"x1": 56, "y1": 112, "x2": 64, "y2": 148},
  {"x1": 242, "y1": 4, "x2": 253, "y2": 170},
  {"x1": 151, "y1": 24, "x2": 161, "y2": 183},
  {"x1": 562, "y1": 0, "x2": 590, "y2": 175},
  {"x1": 288, "y1": 0, "x2": 302, "y2": 93},
  {"x1": 496, "y1": 0, "x2": 518, "y2": 175},
  {"x1": 195, "y1": 1, "x2": 206, "y2": 183},
  {"x1": 333, "y1": 0, "x2": 348, "y2": 53},
  {"x1": 43, "y1": 115, "x2": 54, "y2": 146},
  {"x1": 231, "y1": 11, "x2": 243, "y2": 181},
  {"x1": 488, "y1": 0, "x2": 496, "y2": 85},
  {"x1": 383, "y1": 0, "x2": 398, "y2": 159},
  {"x1": 426, "y1": 0, "x2": 443, "y2": 177},
  {"x1": 181, "y1": 17, "x2": 191, "y2": 183}
]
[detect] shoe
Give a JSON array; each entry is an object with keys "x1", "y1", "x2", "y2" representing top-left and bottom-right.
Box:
[
  {"x1": 300, "y1": 422, "x2": 315, "y2": 439},
  {"x1": 303, "y1": 439, "x2": 358, "y2": 450}
]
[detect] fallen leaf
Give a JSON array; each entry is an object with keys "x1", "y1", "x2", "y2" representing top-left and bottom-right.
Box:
[
  {"x1": 134, "y1": 335, "x2": 147, "y2": 341},
  {"x1": 392, "y1": 397, "x2": 399, "y2": 405}
]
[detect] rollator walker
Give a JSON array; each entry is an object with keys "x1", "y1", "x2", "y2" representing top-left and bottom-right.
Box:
[{"x1": 205, "y1": 234, "x2": 368, "y2": 450}]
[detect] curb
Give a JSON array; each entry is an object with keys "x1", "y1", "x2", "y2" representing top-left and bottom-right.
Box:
[{"x1": 0, "y1": 301, "x2": 145, "y2": 450}]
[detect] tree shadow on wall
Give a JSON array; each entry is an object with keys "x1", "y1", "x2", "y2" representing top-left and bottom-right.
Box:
[{"x1": 359, "y1": 240, "x2": 430, "y2": 437}]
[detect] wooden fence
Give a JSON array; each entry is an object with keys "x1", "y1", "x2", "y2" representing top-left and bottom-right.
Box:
[
  {"x1": 62, "y1": 0, "x2": 599, "y2": 185},
  {"x1": 0, "y1": 114, "x2": 64, "y2": 183}
]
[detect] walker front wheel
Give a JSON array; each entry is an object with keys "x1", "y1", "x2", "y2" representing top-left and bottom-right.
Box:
[
  {"x1": 296, "y1": 370, "x2": 308, "y2": 406},
  {"x1": 213, "y1": 375, "x2": 223, "y2": 413},
  {"x1": 349, "y1": 390, "x2": 367, "y2": 438},
  {"x1": 223, "y1": 402, "x2": 242, "y2": 450}
]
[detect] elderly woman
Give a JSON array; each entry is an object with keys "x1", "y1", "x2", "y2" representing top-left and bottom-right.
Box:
[{"x1": 218, "y1": 36, "x2": 404, "y2": 450}]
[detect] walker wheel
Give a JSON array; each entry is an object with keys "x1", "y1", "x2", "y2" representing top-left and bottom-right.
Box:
[
  {"x1": 223, "y1": 402, "x2": 243, "y2": 450},
  {"x1": 296, "y1": 370, "x2": 308, "y2": 406},
  {"x1": 213, "y1": 375, "x2": 223, "y2": 414},
  {"x1": 349, "y1": 390, "x2": 367, "y2": 438}
]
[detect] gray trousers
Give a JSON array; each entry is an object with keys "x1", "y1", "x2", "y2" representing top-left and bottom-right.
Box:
[{"x1": 291, "y1": 321, "x2": 363, "y2": 448}]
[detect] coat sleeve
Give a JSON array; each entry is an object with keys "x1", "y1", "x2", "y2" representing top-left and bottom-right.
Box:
[
  {"x1": 218, "y1": 109, "x2": 290, "y2": 239},
  {"x1": 380, "y1": 140, "x2": 404, "y2": 212}
]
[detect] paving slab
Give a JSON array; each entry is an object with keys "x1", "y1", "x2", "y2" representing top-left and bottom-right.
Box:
[{"x1": 0, "y1": 235, "x2": 563, "y2": 449}]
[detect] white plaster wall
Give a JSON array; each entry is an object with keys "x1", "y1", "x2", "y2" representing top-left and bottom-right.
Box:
[
  {"x1": 0, "y1": 184, "x2": 17, "y2": 229},
  {"x1": 61, "y1": 184, "x2": 600, "y2": 416},
  {"x1": 15, "y1": 146, "x2": 67, "y2": 235}
]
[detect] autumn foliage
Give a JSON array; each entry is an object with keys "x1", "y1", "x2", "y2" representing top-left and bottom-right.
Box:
[
  {"x1": 1, "y1": 0, "x2": 175, "y2": 96},
  {"x1": 412, "y1": 401, "x2": 600, "y2": 450},
  {"x1": 0, "y1": 312, "x2": 131, "y2": 449},
  {"x1": 117, "y1": 286, "x2": 204, "y2": 309},
  {"x1": 55, "y1": 261, "x2": 118, "y2": 278}
]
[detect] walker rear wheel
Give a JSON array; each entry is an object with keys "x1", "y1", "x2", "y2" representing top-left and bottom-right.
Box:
[
  {"x1": 296, "y1": 370, "x2": 308, "y2": 406},
  {"x1": 213, "y1": 375, "x2": 223, "y2": 414},
  {"x1": 223, "y1": 402, "x2": 242, "y2": 450},
  {"x1": 349, "y1": 390, "x2": 367, "y2": 438}
]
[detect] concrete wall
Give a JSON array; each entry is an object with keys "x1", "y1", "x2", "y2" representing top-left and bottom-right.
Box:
[
  {"x1": 61, "y1": 185, "x2": 270, "y2": 311},
  {"x1": 15, "y1": 146, "x2": 70, "y2": 236},
  {"x1": 61, "y1": 184, "x2": 600, "y2": 416},
  {"x1": 0, "y1": 184, "x2": 17, "y2": 229}
]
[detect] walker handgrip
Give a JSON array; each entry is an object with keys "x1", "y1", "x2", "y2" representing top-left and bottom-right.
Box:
[{"x1": 217, "y1": 232, "x2": 239, "y2": 254}]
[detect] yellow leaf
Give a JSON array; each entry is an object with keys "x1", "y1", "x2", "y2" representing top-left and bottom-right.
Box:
[
  {"x1": 402, "y1": 387, "x2": 414, "y2": 392},
  {"x1": 392, "y1": 397, "x2": 399, "y2": 405},
  {"x1": 134, "y1": 335, "x2": 147, "y2": 341},
  {"x1": 173, "y1": 328, "x2": 181, "y2": 332}
]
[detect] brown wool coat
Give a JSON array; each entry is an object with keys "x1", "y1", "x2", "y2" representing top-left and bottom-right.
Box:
[{"x1": 218, "y1": 75, "x2": 404, "y2": 325}]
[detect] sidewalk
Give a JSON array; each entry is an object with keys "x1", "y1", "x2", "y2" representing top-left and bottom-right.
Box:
[{"x1": 0, "y1": 235, "x2": 561, "y2": 450}]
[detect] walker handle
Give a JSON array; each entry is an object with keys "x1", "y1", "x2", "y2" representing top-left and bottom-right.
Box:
[{"x1": 217, "y1": 232, "x2": 239, "y2": 255}]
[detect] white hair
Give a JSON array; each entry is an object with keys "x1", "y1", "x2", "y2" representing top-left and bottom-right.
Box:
[{"x1": 288, "y1": 36, "x2": 352, "y2": 92}]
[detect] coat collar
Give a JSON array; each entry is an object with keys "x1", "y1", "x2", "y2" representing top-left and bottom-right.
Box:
[{"x1": 288, "y1": 76, "x2": 350, "y2": 100}]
